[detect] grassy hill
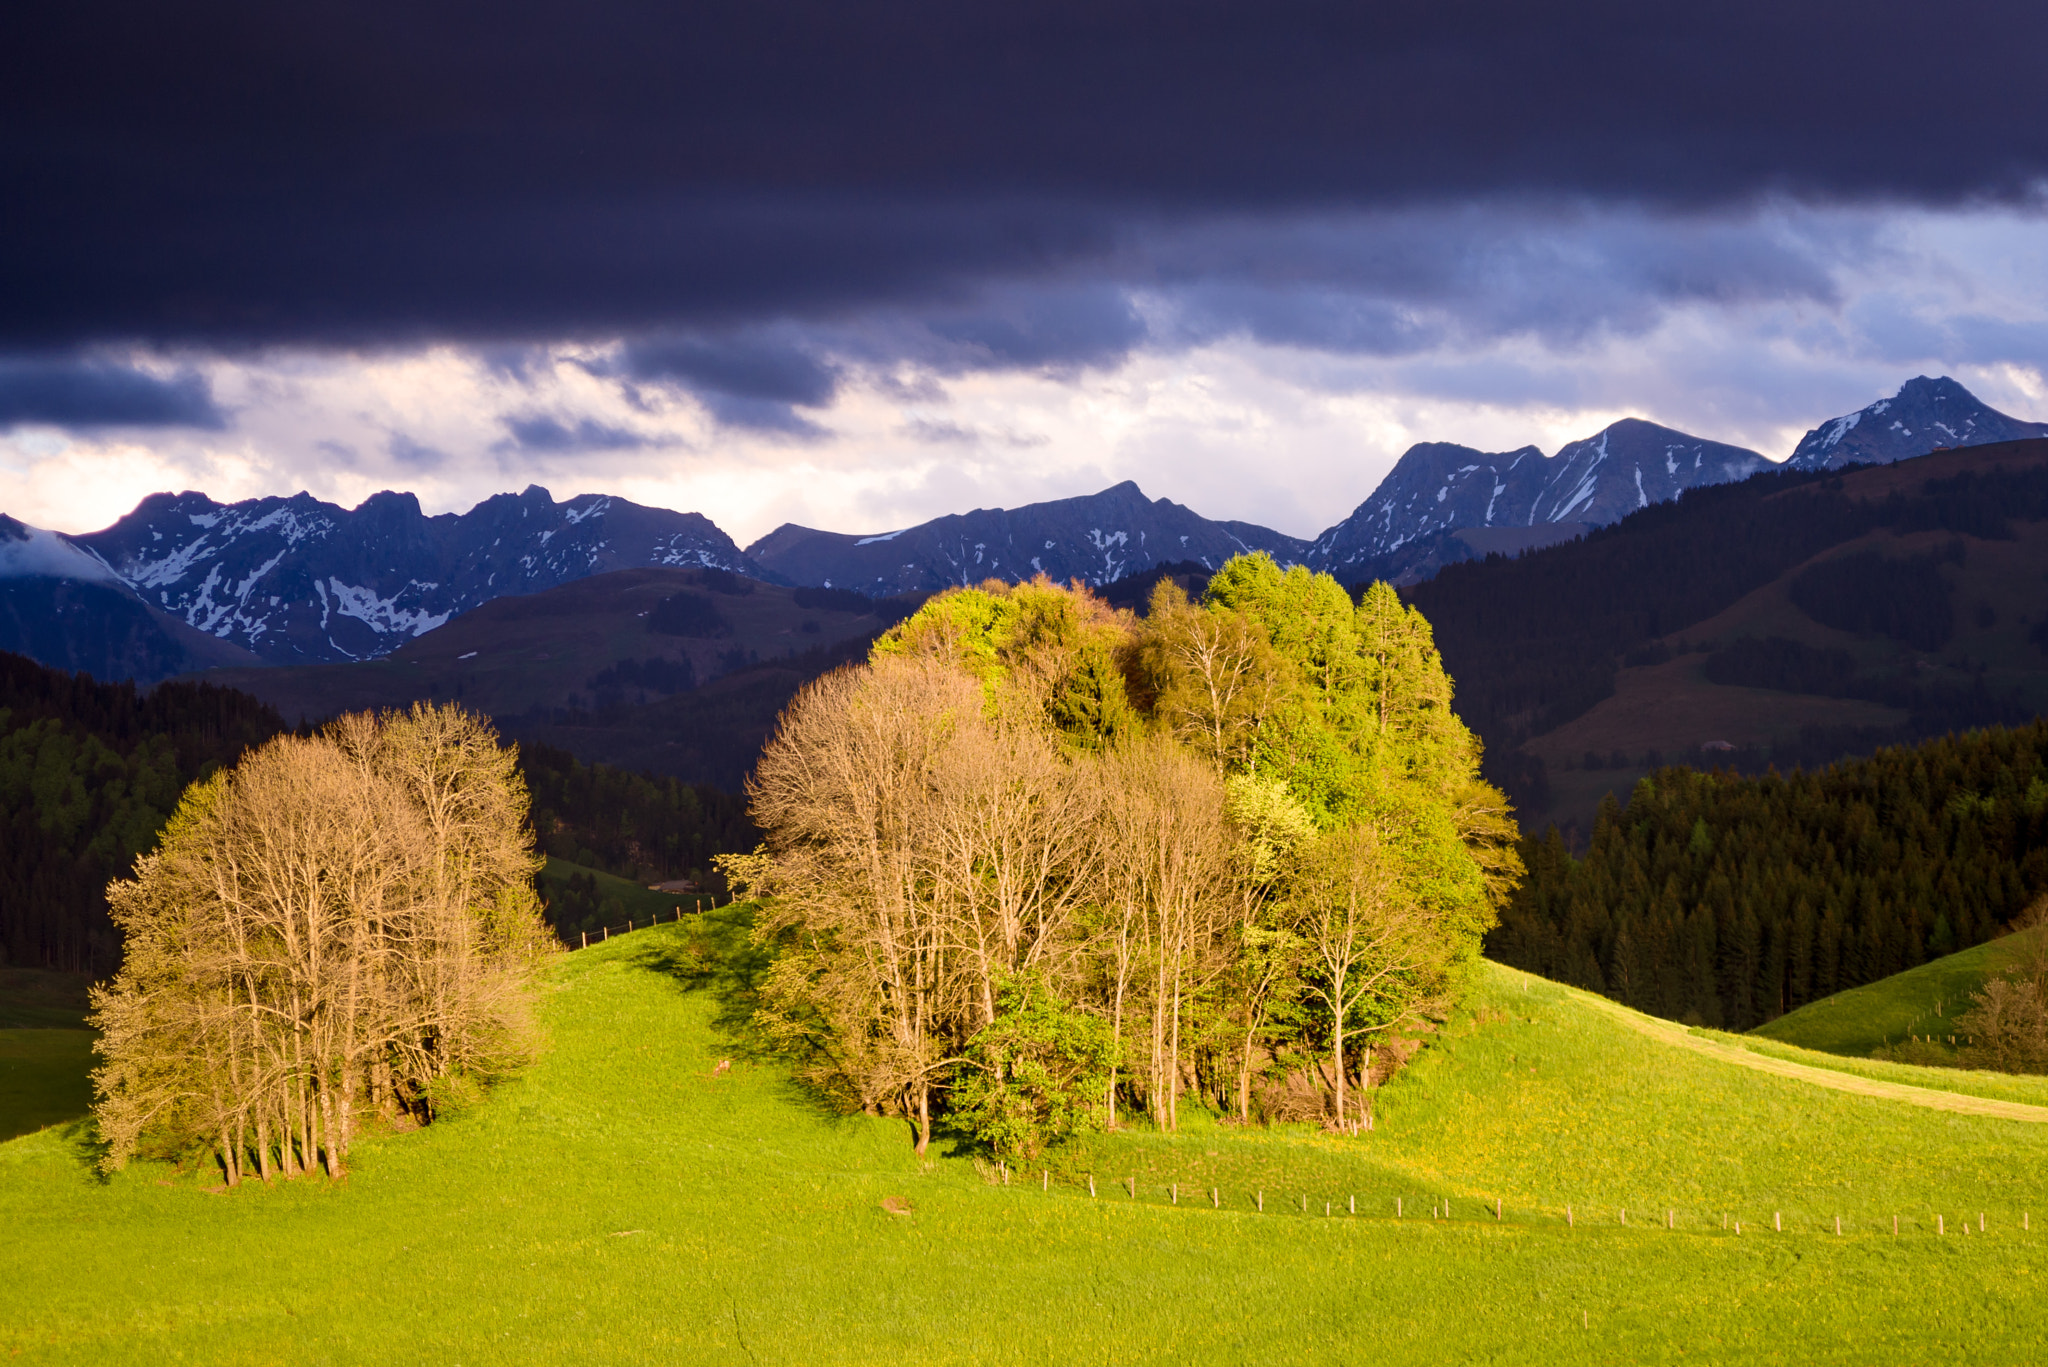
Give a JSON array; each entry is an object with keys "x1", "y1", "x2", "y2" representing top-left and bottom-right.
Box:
[
  {"x1": 1754, "y1": 926, "x2": 2042, "y2": 1059},
  {"x1": 7, "y1": 925, "x2": 2048, "y2": 1361}
]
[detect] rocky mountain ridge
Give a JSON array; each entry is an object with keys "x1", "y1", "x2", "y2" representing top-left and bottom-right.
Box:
[
  {"x1": 65, "y1": 485, "x2": 759, "y2": 666},
  {"x1": 1786, "y1": 375, "x2": 2048, "y2": 471},
  {"x1": 1306, "y1": 419, "x2": 1767, "y2": 584},
  {"x1": 7, "y1": 375, "x2": 2043, "y2": 684},
  {"x1": 745, "y1": 480, "x2": 1309, "y2": 597}
]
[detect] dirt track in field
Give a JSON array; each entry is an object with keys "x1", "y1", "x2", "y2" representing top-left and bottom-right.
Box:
[{"x1": 1577, "y1": 992, "x2": 2048, "y2": 1123}]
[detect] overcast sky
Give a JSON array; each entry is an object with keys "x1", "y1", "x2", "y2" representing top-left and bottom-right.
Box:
[{"x1": 5, "y1": 0, "x2": 2047, "y2": 544}]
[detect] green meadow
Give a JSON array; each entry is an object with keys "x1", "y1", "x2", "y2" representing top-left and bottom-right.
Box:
[
  {"x1": 1756, "y1": 927, "x2": 2040, "y2": 1059},
  {"x1": 4, "y1": 913, "x2": 2048, "y2": 1364}
]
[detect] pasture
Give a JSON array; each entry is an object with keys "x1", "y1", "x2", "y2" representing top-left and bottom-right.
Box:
[{"x1": 2, "y1": 913, "x2": 2045, "y2": 1363}]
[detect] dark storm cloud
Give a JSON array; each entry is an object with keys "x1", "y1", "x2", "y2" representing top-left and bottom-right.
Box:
[
  {"x1": 0, "y1": 359, "x2": 225, "y2": 429},
  {"x1": 927, "y1": 289, "x2": 1147, "y2": 370},
  {"x1": 4, "y1": 0, "x2": 2045, "y2": 352},
  {"x1": 612, "y1": 334, "x2": 839, "y2": 434},
  {"x1": 619, "y1": 337, "x2": 839, "y2": 407},
  {"x1": 1146, "y1": 211, "x2": 1851, "y2": 355},
  {"x1": 386, "y1": 434, "x2": 446, "y2": 470},
  {"x1": 497, "y1": 415, "x2": 656, "y2": 452}
]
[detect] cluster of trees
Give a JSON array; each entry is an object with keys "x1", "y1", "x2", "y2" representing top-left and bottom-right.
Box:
[
  {"x1": 1952, "y1": 924, "x2": 2048, "y2": 1073},
  {"x1": 584, "y1": 655, "x2": 699, "y2": 705},
  {"x1": 1703, "y1": 635, "x2": 2030, "y2": 737},
  {"x1": 1490, "y1": 722, "x2": 2048, "y2": 1030},
  {"x1": 729, "y1": 556, "x2": 1516, "y2": 1157},
  {"x1": 0, "y1": 650, "x2": 285, "y2": 973},
  {"x1": 648, "y1": 590, "x2": 732, "y2": 639},
  {"x1": 1786, "y1": 540, "x2": 1963, "y2": 652},
  {"x1": 0, "y1": 646, "x2": 766, "y2": 967},
  {"x1": 91, "y1": 704, "x2": 552, "y2": 1181}
]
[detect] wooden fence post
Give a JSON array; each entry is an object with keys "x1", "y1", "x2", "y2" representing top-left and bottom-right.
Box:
[{"x1": 1088, "y1": 1175, "x2": 1096, "y2": 1198}]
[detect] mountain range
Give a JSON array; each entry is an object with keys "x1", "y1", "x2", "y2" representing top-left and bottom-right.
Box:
[
  {"x1": 746, "y1": 480, "x2": 1308, "y2": 597},
  {"x1": 3, "y1": 375, "x2": 2042, "y2": 683}
]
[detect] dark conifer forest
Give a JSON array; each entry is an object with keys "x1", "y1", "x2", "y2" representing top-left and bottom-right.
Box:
[
  {"x1": 1489, "y1": 722, "x2": 2048, "y2": 1029},
  {"x1": 0, "y1": 651, "x2": 285, "y2": 973},
  {"x1": 0, "y1": 652, "x2": 758, "y2": 969}
]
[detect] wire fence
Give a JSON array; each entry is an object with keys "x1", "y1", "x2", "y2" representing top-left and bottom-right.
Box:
[
  {"x1": 1005, "y1": 1171, "x2": 2033, "y2": 1237},
  {"x1": 566, "y1": 903, "x2": 705, "y2": 950}
]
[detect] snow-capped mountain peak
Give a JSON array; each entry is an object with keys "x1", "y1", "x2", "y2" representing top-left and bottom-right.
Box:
[{"x1": 1787, "y1": 376, "x2": 2048, "y2": 471}]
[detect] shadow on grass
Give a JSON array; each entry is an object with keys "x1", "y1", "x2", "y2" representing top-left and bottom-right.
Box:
[
  {"x1": 616, "y1": 904, "x2": 877, "y2": 1132},
  {"x1": 620, "y1": 903, "x2": 771, "y2": 1036}
]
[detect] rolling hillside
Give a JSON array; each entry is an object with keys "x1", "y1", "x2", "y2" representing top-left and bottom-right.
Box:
[
  {"x1": 195, "y1": 566, "x2": 902, "y2": 788},
  {"x1": 1755, "y1": 926, "x2": 2044, "y2": 1060},
  {"x1": 5, "y1": 922, "x2": 2048, "y2": 1362},
  {"x1": 1414, "y1": 437, "x2": 2048, "y2": 823}
]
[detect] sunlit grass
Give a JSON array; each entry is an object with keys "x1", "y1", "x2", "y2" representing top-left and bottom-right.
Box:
[
  {"x1": 1756, "y1": 927, "x2": 2038, "y2": 1057},
  {"x1": 3, "y1": 915, "x2": 2046, "y2": 1363}
]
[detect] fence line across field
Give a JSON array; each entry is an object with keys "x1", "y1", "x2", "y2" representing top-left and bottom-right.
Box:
[
  {"x1": 1020, "y1": 1176, "x2": 2033, "y2": 1237},
  {"x1": 571, "y1": 902, "x2": 705, "y2": 949}
]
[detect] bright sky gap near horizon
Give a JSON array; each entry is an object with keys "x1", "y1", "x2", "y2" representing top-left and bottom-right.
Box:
[{"x1": 4, "y1": 3, "x2": 2047, "y2": 544}]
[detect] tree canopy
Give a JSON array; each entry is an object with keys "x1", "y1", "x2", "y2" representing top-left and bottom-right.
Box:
[
  {"x1": 733, "y1": 556, "x2": 1517, "y2": 1153},
  {"x1": 90, "y1": 704, "x2": 552, "y2": 1182}
]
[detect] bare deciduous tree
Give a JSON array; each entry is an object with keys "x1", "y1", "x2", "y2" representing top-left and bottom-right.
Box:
[{"x1": 91, "y1": 704, "x2": 548, "y2": 1181}]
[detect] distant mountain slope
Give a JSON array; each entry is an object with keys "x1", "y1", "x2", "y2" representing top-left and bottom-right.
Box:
[
  {"x1": 746, "y1": 480, "x2": 1308, "y2": 595},
  {"x1": 1, "y1": 514, "x2": 263, "y2": 683},
  {"x1": 1407, "y1": 438, "x2": 2048, "y2": 824},
  {"x1": 198, "y1": 565, "x2": 890, "y2": 724},
  {"x1": 1309, "y1": 419, "x2": 1765, "y2": 583},
  {"x1": 1788, "y1": 376, "x2": 2048, "y2": 471},
  {"x1": 68, "y1": 486, "x2": 763, "y2": 666}
]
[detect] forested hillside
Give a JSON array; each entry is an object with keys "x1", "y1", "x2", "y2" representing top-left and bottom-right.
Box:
[
  {"x1": 1406, "y1": 442, "x2": 2048, "y2": 815},
  {"x1": 0, "y1": 651, "x2": 284, "y2": 973},
  {"x1": 0, "y1": 651, "x2": 761, "y2": 968},
  {"x1": 522, "y1": 741, "x2": 754, "y2": 891},
  {"x1": 1489, "y1": 723, "x2": 2048, "y2": 1030}
]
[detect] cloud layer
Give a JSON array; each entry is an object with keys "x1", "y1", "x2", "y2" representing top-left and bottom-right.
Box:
[
  {"x1": 6, "y1": 1, "x2": 2048, "y2": 348},
  {"x1": 2, "y1": 3, "x2": 2045, "y2": 545}
]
